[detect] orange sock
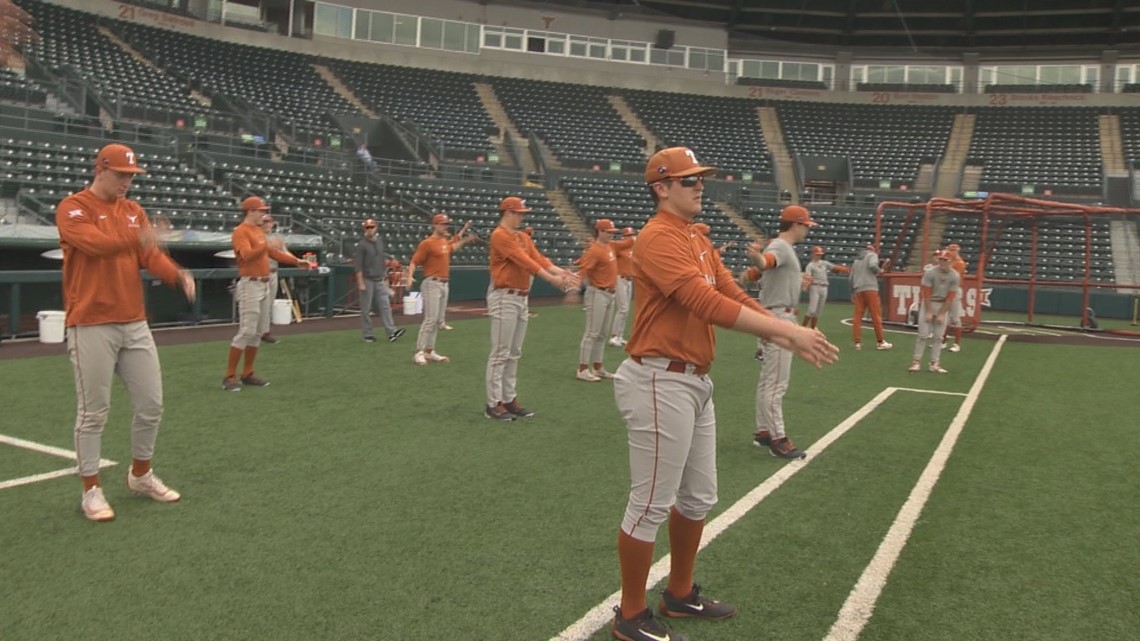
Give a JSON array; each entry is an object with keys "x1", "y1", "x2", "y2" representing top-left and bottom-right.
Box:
[
  {"x1": 242, "y1": 346, "x2": 258, "y2": 377},
  {"x1": 955, "y1": 326, "x2": 963, "y2": 343},
  {"x1": 618, "y1": 529, "x2": 655, "y2": 618},
  {"x1": 666, "y1": 507, "x2": 704, "y2": 600},
  {"x1": 593, "y1": 362, "x2": 603, "y2": 371},
  {"x1": 579, "y1": 364, "x2": 589, "y2": 372},
  {"x1": 131, "y1": 458, "x2": 151, "y2": 477},
  {"x1": 81, "y1": 474, "x2": 100, "y2": 491},
  {"x1": 225, "y1": 346, "x2": 242, "y2": 378},
  {"x1": 810, "y1": 317, "x2": 818, "y2": 329},
  {"x1": 801, "y1": 316, "x2": 811, "y2": 327}
]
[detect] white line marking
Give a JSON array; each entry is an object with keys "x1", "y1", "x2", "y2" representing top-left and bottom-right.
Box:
[
  {"x1": 822, "y1": 335, "x2": 1007, "y2": 641},
  {"x1": 0, "y1": 459, "x2": 118, "y2": 491},
  {"x1": 892, "y1": 387, "x2": 967, "y2": 397},
  {"x1": 0, "y1": 433, "x2": 82, "y2": 459},
  {"x1": 550, "y1": 387, "x2": 903, "y2": 641}
]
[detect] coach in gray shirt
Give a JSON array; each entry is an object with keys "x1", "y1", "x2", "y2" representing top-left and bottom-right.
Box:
[
  {"x1": 850, "y1": 243, "x2": 893, "y2": 351},
  {"x1": 354, "y1": 218, "x2": 404, "y2": 343}
]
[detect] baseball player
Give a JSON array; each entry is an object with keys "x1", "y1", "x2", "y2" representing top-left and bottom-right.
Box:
[
  {"x1": 222, "y1": 197, "x2": 311, "y2": 391},
  {"x1": 405, "y1": 213, "x2": 476, "y2": 365},
  {"x1": 485, "y1": 196, "x2": 579, "y2": 421},
  {"x1": 942, "y1": 243, "x2": 966, "y2": 352},
  {"x1": 576, "y1": 218, "x2": 621, "y2": 381},
  {"x1": 355, "y1": 219, "x2": 406, "y2": 343},
  {"x1": 57, "y1": 143, "x2": 197, "y2": 522},
  {"x1": 802, "y1": 245, "x2": 851, "y2": 329},
  {"x1": 740, "y1": 205, "x2": 818, "y2": 460},
  {"x1": 909, "y1": 250, "x2": 960, "y2": 374},
  {"x1": 607, "y1": 227, "x2": 636, "y2": 348},
  {"x1": 850, "y1": 243, "x2": 894, "y2": 351},
  {"x1": 611, "y1": 148, "x2": 838, "y2": 641},
  {"x1": 260, "y1": 213, "x2": 282, "y2": 344}
]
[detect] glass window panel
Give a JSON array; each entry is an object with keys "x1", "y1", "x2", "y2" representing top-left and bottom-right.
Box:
[
  {"x1": 689, "y1": 50, "x2": 706, "y2": 70},
  {"x1": 420, "y1": 18, "x2": 443, "y2": 49},
  {"x1": 393, "y1": 15, "x2": 416, "y2": 46},
  {"x1": 708, "y1": 51, "x2": 724, "y2": 71},
  {"x1": 467, "y1": 24, "x2": 480, "y2": 53},
  {"x1": 483, "y1": 32, "x2": 501, "y2": 48},
  {"x1": 630, "y1": 47, "x2": 646, "y2": 62},
  {"x1": 649, "y1": 48, "x2": 668, "y2": 65},
  {"x1": 504, "y1": 34, "x2": 522, "y2": 49},
  {"x1": 443, "y1": 21, "x2": 466, "y2": 51},
  {"x1": 314, "y1": 4, "x2": 336, "y2": 36},
  {"x1": 547, "y1": 38, "x2": 565, "y2": 55},
  {"x1": 667, "y1": 49, "x2": 685, "y2": 66},
  {"x1": 1083, "y1": 66, "x2": 1097, "y2": 85},
  {"x1": 336, "y1": 7, "x2": 352, "y2": 39},
  {"x1": 742, "y1": 60, "x2": 760, "y2": 77},
  {"x1": 821, "y1": 65, "x2": 832, "y2": 85},
  {"x1": 570, "y1": 41, "x2": 587, "y2": 57},
  {"x1": 761, "y1": 60, "x2": 779, "y2": 78},
  {"x1": 868, "y1": 66, "x2": 886, "y2": 83},
  {"x1": 354, "y1": 11, "x2": 369, "y2": 40},
  {"x1": 370, "y1": 12, "x2": 393, "y2": 42},
  {"x1": 950, "y1": 67, "x2": 962, "y2": 85},
  {"x1": 611, "y1": 46, "x2": 627, "y2": 61},
  {"x1": 589, "y1": 43, "x2": 606, "y2": 58},
  {"x1": 886, "y1": 66, "x2": 905, "y2": 83}
]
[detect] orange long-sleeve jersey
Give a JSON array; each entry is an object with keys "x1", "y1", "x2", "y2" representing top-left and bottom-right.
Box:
[
  {"x1": 626, "y1": 211, "x2": 763, "y2": 369},
  {"x1": 612, "y1": 237, "x2": 635, "y2": 278},
  {"x1": 489, "y1": 226, "x2": 551, "y2": 289},
  {"x1": 577, "y1": 241, "x2": 618, "y2": 290},
  {"x1": 56, "y1": 189, "x2": 183, "y2": 328},
  {"x1": 232, "y1": 222, "x2": 299, "y2": 277},
  {"x1": 410, "y1": 235, "x2": 458, "y2": 279}
]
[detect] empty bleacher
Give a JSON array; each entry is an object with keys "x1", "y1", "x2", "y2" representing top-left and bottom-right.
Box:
[
  {"x1": 1118, "y1": 108, "x2": 1140, "y2": 167},
  {"x1": 942, "y1": 215, "x2": 1114, "y2": 282},
  {"x1": 744, "y1": 202, "x2": 917, "y2": 270},
  {"x1": 490, "y1": 78, "x2": 644, "y2": 167},
  {"x1": 968, "y1": 107, "x2": 1101, "y2": 191},
  {"x1": 773, "y1": 101, "x2": 956, "y2": 187},
  {"x1": 624, "y1": 90, "x2": 773, "y2": 181},
  {"x1": 0, "y1": 69, "x2": 47, "y2": 107}
]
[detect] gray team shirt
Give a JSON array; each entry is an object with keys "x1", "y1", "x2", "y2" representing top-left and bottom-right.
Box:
[
  {"x1": 354, "y1": 236, "x2": 387, "y2": 281},
  {"x1": 805, "y1": 260, "x2": 838, "y2": 286},
  {"x1": 850, "y1": 249, "x2": 881, "y2": 292},
  {"x1": 759, "y1": 238, "x2": 801, "y2": 308},
  {"x1": 921, "y1": 267, "x2": 961, "y2": 303}
]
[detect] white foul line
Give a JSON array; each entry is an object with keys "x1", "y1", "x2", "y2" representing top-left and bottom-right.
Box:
[
  {"x1": 822, "y1": 335, "x2": 1008, "y2": 641},
  {"x1": 892, "y1": 387, "x2": 967, "y2": 397},
  {"x1": 549, "y1": 387, "x2": 901, "y2": 641},
  {"x1": 0, "y1": 433, "x2": 118, "y2": 491}
]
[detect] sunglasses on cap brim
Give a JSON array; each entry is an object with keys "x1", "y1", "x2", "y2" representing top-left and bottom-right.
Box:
[{"x1": 670, "y1": 175, "x2": 705, "y2": 187}]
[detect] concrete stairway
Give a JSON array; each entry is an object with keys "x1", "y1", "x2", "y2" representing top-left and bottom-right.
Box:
[
  {"x1": 756, "y1": 107, "x2": 798, "y2": 201},
  {"x1": 545, "y1": 187, "x2": 591, "y2": 243},
  {"x1": 474, "y1": 82, "x2": 541, "y2": 173},
  {"x1": 99, "y1": 25, "x2": 211, "y2": 108},
  {"x1": 960, "y1": 164, "x2": 983, "y2": 194},
  {"x1": 312, "y1": 63, "x2": 376, "y2": 118},
  {"x1": 1098, "y1": 114, "x2": 1126, "y2": 175},
  {"x1": 1109, "y1": 219, "x2": 1140, "y2": 294},
  {"x1": 932, "y1": 113, "x2": 975, "y2": 198},
  {"x1": 608, "y1": 94, "x2": 659, "y2": 155},
  {"x1": 714, "y1": 201, "x2": 765, "y2": 240},
  {"x1": 914, "y1": 162, "x2": 936, "y2": 192}
]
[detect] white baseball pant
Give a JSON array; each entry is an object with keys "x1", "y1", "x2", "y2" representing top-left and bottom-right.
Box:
[
  {"x1": 755, "y1": 309, "x2": 797, "y2": 439},
  {"x1": 485, "y1": 288, "x2": 529, "y2": 406},
  {"x1": 416, "y1": 277, "x2": 449, "y2": 352},
  {"x1": 913, "y1": 301, "x2": 949, "y2": 364},
  {"x1": 609, "y1": 276, "x2": 632, "y2": 340},
  {"x1": 579, "y1": 285, "x2": 615, "y2": 365},
  {"x1": 806, "y1": 284, "x2": 828, "y2": 318},
  {"x1": 231, "y1": 277, "x2": 270, "y2": 349}
]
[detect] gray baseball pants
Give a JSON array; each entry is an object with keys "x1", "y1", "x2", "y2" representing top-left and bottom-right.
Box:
[
  {"x1": 755, "y1": 310, "x2": 797, "y2": 439},
  {"x1": 416, "y1": 277, "x2": 449, "y2": 352},
  {"x1": 68, "y1": 321, "x2": 163, "y2": 476},
  {"x1": 485, "y1": 288, "x2": 529, "y2": 406},
  {"x1": 579, "y1": 285, "x2": 615, "y2": 365},
  {"x1": 610, "y1": 276, "x2": 632, "y2": 339},
  {"x1": 231, "y1": 277, "x2": 269, "y2": 349},
  {"x1": 913, "y1": 301, "x2": 948, "y2": 363},
  {"x1": 806, "y1": 284, "x2": 828, "y2": 318},
  {"x1": 360, "y1": 279, "x2": 397, "y2": 339}
]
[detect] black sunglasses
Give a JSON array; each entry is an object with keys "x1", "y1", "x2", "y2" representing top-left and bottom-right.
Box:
[{"x1": 674, "y1": 175, "x2": 705, "y2": 187}]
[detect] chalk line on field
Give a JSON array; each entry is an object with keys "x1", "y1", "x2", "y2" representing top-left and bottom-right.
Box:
[
  {"x1": 822, "y1": 334, "x2": 1007, "y2": 641},
  {"x1": 0, "y1": 433, "x2": 117, "y2": 491}
]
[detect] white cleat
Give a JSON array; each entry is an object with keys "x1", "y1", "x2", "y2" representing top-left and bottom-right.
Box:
[
  {"x1": 608, "y1": 337, "x2": 626, "y2": 347},
  {"x1": 425, "y1": 352, "x2": 450, "y2": 363},
  {"x1": 440, "y1": 324, "x2": 455, "y2": 331},
  {"x1": 127, "y1": 469, "x2": 181, "y2": 503},
  {"x1": 876, "y1": 341, "x2": 893, "y2": 350},
  {"x1": 576, "y1": 369, "x2": 601, "y2": 382},
  {"x1": 908, "y1": 361, "x2": 921, "y2": 373},
  {"x1": 592, "y1": 368, "x2": 615, "y2": 380},
  {"x1": 413, "y1": 351, "x2": 428, "y2": 366},
  {"x1": 929, "y1": 363, "x2": 949, "y2": 374},
  {"x1": 948, "y1": 343, "x2": 961, "y2": 353},
  {"x1": 82, "y1": 486, "x2": 115, "y2": 522},
  {"x1": 853, "y1": 343, "x2": 862, "y2": 351}
]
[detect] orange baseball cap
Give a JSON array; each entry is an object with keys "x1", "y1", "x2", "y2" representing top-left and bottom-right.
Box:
[
  {"x1": 812, "y1": 245, "x2": 824, "y2": 255},
  {"x1": 645, "y1": 146, "x2": 717, "y2": 184},
  {"x1": 499, "y1": 196, "x2": 531, "y2": 213},
  {"x1": 692, "y1": 223, "x2": 710, "y2": 235},
  {"x1": 95, "y1": 143, "x2": 146, "y2": 174},
  {"x1": 432, "y1": 213, "x2": 451, "y2": 225},
  {"x1": 594, "y1": 218, "x2": 618, "y2": 233},
  {"x1": 241, "y1": 196, "x2": 270, "y2": 211},
  {"x1": 363, "y1": 218, "x2": 377, "y2": 229},
  {"x1": 780, "y1": 205, "x2": 818, "y2": 227}
]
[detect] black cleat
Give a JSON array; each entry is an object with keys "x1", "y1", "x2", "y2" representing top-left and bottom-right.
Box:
[
  {"x1": 222, "y1": 376, "x2": 241, "y2": 392},
  {"x1": 612, "y1": 606, "x2": 688, "y2": 641},
  {"x1": 752, "y1": 430, "x2": 772, "y2": 447},
  {"x1": 388, "y1": 328, "x2": 406, "y2": 342},
  {"x1": 503, "y1": 399, "x2": 535, "y2": 418},
  {"x1": 769, "y1": 437, "x2": 807, "y2": 459},
  {"x1": 484, "y1": 403, "x2": 515, "y2": 421},
  {"x1": 659, "y1": 584, "x2": 737, "y2": 621},
  {"x1": 240, "y1": 373, "x2": 270, "y2": 387}
]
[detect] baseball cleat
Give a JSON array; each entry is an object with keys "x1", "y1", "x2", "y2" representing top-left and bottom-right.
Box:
[
  {"x1": 576, "y1": 368, "x2": 602, "y2": 382},
  {"x1": 769, "y1": 437, "x2": 807, "y2": 459},
  {"x1": 908, "y1": 361, "x2": 921, "y2": 373},
  {"x1": 484, "y1": 403, "x2": 515, "y2": 421},
  {"x1": 753, "y1": 350, "x2": 764, "y2": 362},
  {"x1": 659, "y1": 584, "x2": 737, "y2": 621},
  {"x1": 608, "y1": 336, "x2": 626, "y2": 347},
  {"x1": 853, "y1": 342, "x2": 862, "y2": 351},
  {"x1": 440, "y1": 324, "x2": 455, "y2": 331},
  {"x1": 503, "y1": 399, "x2": 535, "y2": 418},
  {"x1": 363, "y1": 336, "x2": 377, "y2": 343},
  {"x1": 127, "y1": 469, "x2": 181, "y2": 503},
  {"x1": 929, "y1": 363, "x2": 949, "y2": 374},
  {"x1": 592, "y1": 368, "x2": 616, "y2": 379},
  {"x1": 948, "y1": 343, "x2": 961, "y2": 352},
  {"x1": 241, "y1": 373, "x2": 270, "y2": 387},
  {"x1": 413, "y1": 351, "x2": 428, "y2": 366},
  {"x1": 222, "y1": 376, "x2": 241, "y2": 392},
  {"x1": 876, "y1": 341, "x2": 893, "y2": 350},
  {"x1": 752, "y1": 430, "x2": 772, "y2": 447},
  {"x1": 388, "y1": 328, "x2": 406, "y2": 342},
  {"x1": 425, "y1": 352, "x2": 450, "y2": 363},
  {"x1": 260, "y1": 333, "x2": 278, "y2": 344},
  {"x1": 81, "y1": 486, "x2": 115, "y2": 522},
  {"x1": 612, "y1": 606, "x2": 689, "y2": 641}
]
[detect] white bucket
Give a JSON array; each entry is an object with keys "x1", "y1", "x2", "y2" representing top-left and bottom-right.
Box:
[
  {"x1": 271, "y1": 299, "x2": 293, "y2": 325},
  {"x1": 36, "y1": 310, "x2": 65, "y2": 343},
  {"x1": 402, "y1": 292, "x2": 423, "y2": 315}
]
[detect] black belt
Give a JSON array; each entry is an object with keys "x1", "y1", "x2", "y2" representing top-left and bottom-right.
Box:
[{"x1": 767, "y1": 306, "x2": 795, "y2": 313}]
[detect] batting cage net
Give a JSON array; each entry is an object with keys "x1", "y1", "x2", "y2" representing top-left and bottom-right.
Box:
[{"x1": 873, "y1": 193, "x2": 1140, "y2": 335}]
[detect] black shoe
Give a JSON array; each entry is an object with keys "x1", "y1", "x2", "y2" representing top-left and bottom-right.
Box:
[
  {"x1": 612, "y1": 607, "x2": 688, "y2": 641},
  {"x1": 222, "y1": 376, "x2": 241, "y2": 392},
  {"x1": 753, "y1": 350, "x2": 764, "y2": 362},
  {"x1": 484, "y1": 403, "x2": 515, "y2": 421},
  {"x1": 260, "y1": 333, "x2": 278, "y2": 344},
  {"x1": 752, "y1": 430, "x2": 771, "y2": 447},
  {"x1": 769, "y1": 437, "x2": 807, "y2": 459},
  {"x1": 659, "y1": 584, "x2": 737, "y2": 621},
  {"x1": 241, "y1": 373, "x2": 270, "y2": 387},
  {"x1": 388, "y1": 328, "x2": 406, "y2": 342},
  {"x1": 503, "y1": 399, "x2": 535, "y2": 418},
  {"x1": 363, "y1": 336, "x2": 376, "y2": 343}
]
